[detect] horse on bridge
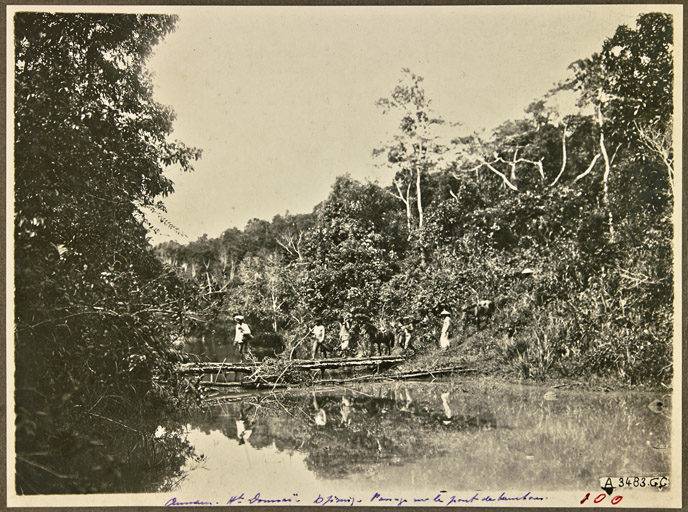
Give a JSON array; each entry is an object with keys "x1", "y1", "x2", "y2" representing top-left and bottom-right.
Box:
[{"x1": 361, "y1": 322, "x2": 395, "y2": 356}]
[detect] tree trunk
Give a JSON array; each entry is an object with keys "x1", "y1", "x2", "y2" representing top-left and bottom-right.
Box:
[
  {"x1": 509, "y1": 148, "x2": 519, "y2": 182},
  {"x1": 598, "y1": 108, "x2": 614, "y2": 241},
  {"x1": 415, "y1": 166, "x2": 424, "y2": 229},
  {"x1": 549, "y1": 124, "x2": 568, "y2": 187},
  {"x1": 203, "y1": 260, "x2": 213, "y2": 293},
  {"x1": 180, "y1": 355, "x2": 405, "y2": 375},
  {"x1": 271, "y1": 290, "x2": 278, "y2": 333},
  {"x1": 393, "y1": 179, "x2": 413, "y2": 234}
]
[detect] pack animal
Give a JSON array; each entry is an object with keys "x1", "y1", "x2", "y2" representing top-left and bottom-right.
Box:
[
  {"x1": 362, "y1": 323, "x2": 395, "y2": 356},
  {"x1": 462, "y1": 300, "x2": 495, "y2": 330}
]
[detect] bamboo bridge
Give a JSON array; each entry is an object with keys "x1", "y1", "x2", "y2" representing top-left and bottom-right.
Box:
[
  {"x1": 179, "y1": 355, "x2": 406, "y2": 374},
  {"x1": 179, "y1": 355, "x2": 476, "y2": 394}
]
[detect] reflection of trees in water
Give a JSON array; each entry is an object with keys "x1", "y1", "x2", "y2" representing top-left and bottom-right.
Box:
[
  {"x1": 184, "y1": 322, "x2": 282, "y2": 363},
  {"x1": 202, "y1": 388, "x2": 497, "y2": 480},
  {"x1": 187, "y1": 383, "x2": 671, "y2": 490},
  {"x1": 16, "y1": 414, "x2": 198, "y2": 494}
]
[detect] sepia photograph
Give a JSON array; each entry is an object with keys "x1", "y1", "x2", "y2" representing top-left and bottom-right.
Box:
[{"x1": 7, "y1": 3, "x2": 682, "y2": 508}]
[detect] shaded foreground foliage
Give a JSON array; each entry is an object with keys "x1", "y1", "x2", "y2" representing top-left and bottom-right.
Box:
[
  {"x1": 14, "y1": 13, "x2": 201, "y2": 493},
  {"x1": 160, "y1": 13, "x2": 674, "y2": 387}
]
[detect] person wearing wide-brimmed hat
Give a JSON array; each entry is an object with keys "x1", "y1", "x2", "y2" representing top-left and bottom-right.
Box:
[
  {"x1": 233, "y1": 314, "x2": 252, "y2": 360},
  {"x1": 338, "y1": 313, "x2": 353, "y2": 354},
  {"x1": 439, "y1": 308, "x2": 452, "y2": 350}
]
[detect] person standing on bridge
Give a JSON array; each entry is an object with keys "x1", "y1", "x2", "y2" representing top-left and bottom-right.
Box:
[
  {"x1": 439, "y1": 309, "x2": 452, "y2": 351},
  {"x1": 339, "y1": 313, "x2": 353, "y2": 355},
  {"x1": 311, "y1": 319, "x2": 327, "y2": 359},
  {"x1": 399, "y1": 316, "x2": 415, "y2": 351},
  {"x1": 233, "y1": 314, "x2": 253, "y2": 361}
]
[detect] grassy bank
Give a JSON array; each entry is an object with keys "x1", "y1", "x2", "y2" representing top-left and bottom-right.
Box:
[{"x1": 391, "y1": 327, "x2": 672, "y2": 393}]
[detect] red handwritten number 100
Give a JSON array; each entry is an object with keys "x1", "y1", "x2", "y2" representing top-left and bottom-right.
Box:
[{"x1": 580, "y1": 493, "x2": 623, "y2": 505}]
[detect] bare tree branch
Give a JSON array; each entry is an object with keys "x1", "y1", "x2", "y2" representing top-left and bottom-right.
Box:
[
  {"x1": 480, "y1": 159, "x2": 519, "y2": 191},
  {"x1": 385, "y1": 178, "x2": 412, "y2": 232},
  {"x1": 495, "y1": 148, "x2": 545, "y2": 184},
  {"x1": 549, "y1": 124, "x2": 568, "y2": 187},
  {"x1": 276, "y1": 230, "x2": 305, "y2": 261},
  {"x1": 497, "y1": 147, "x2": 520, "y2": 182},
  {"x1": 572, "y1": 153, "x2": 602, "y2": 183},
  {"x1": 517, "y1": 157, "x2": 545, "y2": 181}
]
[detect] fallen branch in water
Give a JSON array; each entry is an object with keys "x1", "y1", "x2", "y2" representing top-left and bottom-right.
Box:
[
  {"x1": 84, "y1": 411, "x2": 141, "y2": 433},
  {"x1": 16, "y1": 455, "x2": 76, "y2": 480}
]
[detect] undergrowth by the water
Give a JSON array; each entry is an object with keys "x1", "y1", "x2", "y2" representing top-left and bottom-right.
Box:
[{"x1": 389, "y1": 328, "x2": 670, "y2": 392}]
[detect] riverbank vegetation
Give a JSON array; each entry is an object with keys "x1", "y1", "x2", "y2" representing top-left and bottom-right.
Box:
[
  {"x1": 14, "y1": 13, "x2": 202, "y2": 493},
  {"x1": 158, "y1": 13, "x2": 674, "y2": 388}
]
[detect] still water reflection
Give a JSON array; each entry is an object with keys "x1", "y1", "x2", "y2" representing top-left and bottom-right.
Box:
[
  {"x1": 183, "y1": 327, "x2": 280, "y2": 363},
  {"x1": 167, "y1": 378, "x2": 670, "y2": 494}
]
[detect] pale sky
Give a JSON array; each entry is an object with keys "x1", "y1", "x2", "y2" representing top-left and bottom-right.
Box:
[{"x1": 146, "y1": 5, "x2": 675, "y2": 244}]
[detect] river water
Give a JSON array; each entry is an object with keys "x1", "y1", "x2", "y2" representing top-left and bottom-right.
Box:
[{"x1": 168, "y1": 332, "x2": 672, "y2": 501}]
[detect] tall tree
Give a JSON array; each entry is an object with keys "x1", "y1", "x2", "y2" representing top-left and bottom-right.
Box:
[{"x1": 374, "y1": 69, "x2": 447, "y2": 232}]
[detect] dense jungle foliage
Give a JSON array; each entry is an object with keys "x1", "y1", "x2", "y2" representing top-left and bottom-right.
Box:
[
  {"x1": 12, "y1": 10, "x2": 674, "y2": 496},
  {"x1": 14, "y1": 13, "x2": 202, "y2": 493},
  {"x1": 157, "y1": 13, "x2": 675, "y2": 387}
]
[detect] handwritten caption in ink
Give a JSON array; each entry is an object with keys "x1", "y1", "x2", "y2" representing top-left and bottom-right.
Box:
[{"x1": 164, "y1": 490, "x2": 545, "y2": 507}]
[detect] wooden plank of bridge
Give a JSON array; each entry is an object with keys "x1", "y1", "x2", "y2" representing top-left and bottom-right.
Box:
[
  {"x1": 288, "y1": 356, "x2": 404, "y2": 371},
  {"x1": 179, "y1": 362, "x2": 261, "y2": 374},
  {"x1": 179, "y1": 355, "x2": 405, "y2": 375}
]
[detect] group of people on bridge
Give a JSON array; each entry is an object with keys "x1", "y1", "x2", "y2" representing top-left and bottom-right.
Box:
[
  {"x1": 232, "y1": 299, "x2": 497, "y2": 361},
  {"x1": 309, "y1": 313, "x2": 416, "y2": 359}
]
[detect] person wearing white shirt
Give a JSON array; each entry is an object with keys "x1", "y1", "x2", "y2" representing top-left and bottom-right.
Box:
[
  {"x1": 233, "y1": 314, "x2": 252, "y2": 360},
  {"x1": 311, "y1": 321, "x2": 327, "y2": 359},
  {"x1": 439, "y1": 309, "x2": 451, "y2": 350}
]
